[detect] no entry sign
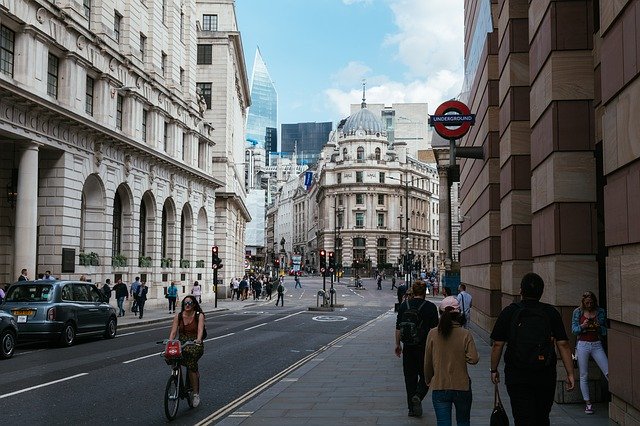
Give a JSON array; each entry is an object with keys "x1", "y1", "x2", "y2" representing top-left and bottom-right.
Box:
[{"x1": 429, "y1": 100, "x2": 475, "y2": 139}]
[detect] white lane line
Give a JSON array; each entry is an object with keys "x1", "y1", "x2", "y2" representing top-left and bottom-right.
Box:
[
  {"x1": 15, "y1": 348, "x2": 47, "y2": 356},
  {"x1": 0, "y1": 373, "x2": 88, "y2": 400},
  {"x1": 116, "y1": 332, "x2": 136, "y2": 337},
  {"x1": 349, "y1": 288, "x2": 365, "y2": 299},
  {"x1": 273, "y1": 311, "x2": 304, "y2": 322},
  {"x1": 122, "y1": 352, "x2": 162, "y2": 364},
  {"x1": 244, "y1": 323, "x2": 267, "y2": 331},
  {"x1": 204, "y1": 332, "x2": 234, "y2": 343}
]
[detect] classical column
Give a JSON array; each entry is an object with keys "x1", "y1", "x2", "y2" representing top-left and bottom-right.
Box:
[{"x1": 14, "y1": 143, "x2": 39, "y2": 280}]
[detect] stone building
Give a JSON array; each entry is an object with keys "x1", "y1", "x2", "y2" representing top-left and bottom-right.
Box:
[
  {"x1": 0, "y1": 0, "x2": 247, "y2": 304},
  {"x1": 459, "y1": 0, "x2": 640, "y2": 421}
]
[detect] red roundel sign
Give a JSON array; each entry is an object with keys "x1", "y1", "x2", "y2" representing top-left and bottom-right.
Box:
[{"x1": 429, "y1": 100, "x2": 475, "y2": 139}]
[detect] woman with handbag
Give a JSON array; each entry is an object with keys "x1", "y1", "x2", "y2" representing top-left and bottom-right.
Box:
[
  {"x1": 571, "y1": 291, "x2": 608, "y2": 415},
  {"x1": 424, "y1": 296, "x2": 479, "y2": 425}
]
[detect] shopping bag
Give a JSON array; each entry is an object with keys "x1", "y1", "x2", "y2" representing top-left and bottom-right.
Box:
[{"x1": 490, "y1": 383, "x2": 509, "y2": 426}]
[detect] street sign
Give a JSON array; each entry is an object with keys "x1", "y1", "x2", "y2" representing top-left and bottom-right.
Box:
[{"x1": 429, "y1": 100, "x2": 475, "y2": 139}]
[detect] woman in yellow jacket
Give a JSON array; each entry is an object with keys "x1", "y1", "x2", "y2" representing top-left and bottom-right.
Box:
[{"x1": 424, "y1": 296, "x2": 479, "y2": 425}]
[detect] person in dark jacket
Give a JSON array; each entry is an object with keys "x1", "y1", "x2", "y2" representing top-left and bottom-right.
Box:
[
  {"x1": 113, "y1": 279, "x2": 128, "y2": 317},
  {"x1": 136, "y1": 281, "x2": 148, "y2": 319},
  {"x1": 102, "y1": 279, "x2": 112, "y2": 301},
  {"x1": 395, "y1": 280, "x2": 439, "y2": 417}
]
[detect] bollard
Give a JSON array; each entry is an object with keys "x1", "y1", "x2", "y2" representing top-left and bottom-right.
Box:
[{"x1": 317, "y1": 290, "x2": 327, "y2": 307}]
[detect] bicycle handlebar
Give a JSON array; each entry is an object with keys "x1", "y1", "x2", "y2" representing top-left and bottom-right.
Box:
[{"x1": 157, "y1": 339, "x2": 200, "y2": 346}]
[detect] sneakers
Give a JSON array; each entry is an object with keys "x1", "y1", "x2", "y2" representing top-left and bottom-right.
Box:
[
  {"x1": 585, "y1": 403, "x2": 594, "y2": 414},
  {"x1": 410, "y1": 395, "x2": 422, "y2": 417},
  {"x1": 192, "y1": 393, "x2": 200, "y2": 408}
]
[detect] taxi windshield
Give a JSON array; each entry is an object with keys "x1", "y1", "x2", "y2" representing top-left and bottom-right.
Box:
[{"x1": 6, "y1": 284, "x2": 53, "y2": 302}]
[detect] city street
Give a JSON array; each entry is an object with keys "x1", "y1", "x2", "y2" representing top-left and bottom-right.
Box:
[{"x1": 0, "y1": 276, "x2": 398, "y2": 424}]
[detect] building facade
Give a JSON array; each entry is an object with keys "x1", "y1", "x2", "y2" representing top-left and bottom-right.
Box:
[
  {"x1": 0, "y1": 0, "x2": 235, "y2": 303},
  {"x1": 459, "y1": 0, "x2": 640, "y2": 421},
  {"x1": 280, "y1": 121, "x2": 333, "y2": 166}
]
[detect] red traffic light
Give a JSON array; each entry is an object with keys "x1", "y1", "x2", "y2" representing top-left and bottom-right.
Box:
[
  {"x1": 212, "y1": 246, "x2": 218, "y2": 254},
  {"x1": 328, "y1": 251, "x2": 334, "y2": 258},
  {"x1": 320, "y1": 249, "x2": 326, "y2": 257}
]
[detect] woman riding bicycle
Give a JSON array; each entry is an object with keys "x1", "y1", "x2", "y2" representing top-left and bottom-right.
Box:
[{"x1": 168, "y1": 295, "x2": 205, "y2": 407}]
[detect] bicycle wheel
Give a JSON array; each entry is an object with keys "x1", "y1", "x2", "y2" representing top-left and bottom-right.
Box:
[{"x1": 164, "y1": 374, "x2": 181, "y2": 420}]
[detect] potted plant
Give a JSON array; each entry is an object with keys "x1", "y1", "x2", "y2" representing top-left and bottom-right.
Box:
[
  {"x1": 138, "y1": 256, "x2": 152, "y2": 267},
  {"x1": 89, "y1": 252, "x2": 100, "y2": 266},
  {"x1": 161, "y1": 257, "x2": 173, "y2": 268},
  {"x1": 79, "y1": 252, "x2": 89, "y2": 266},
  {"x1": 195, "y1": 259, "x2": 205, "y2": 268},
  {"x1": 180, "y1": 259, "x2": 190, "y2": 268},
  {"x1": 112, "y1": 253, "x2": 127, "y2": 267}
]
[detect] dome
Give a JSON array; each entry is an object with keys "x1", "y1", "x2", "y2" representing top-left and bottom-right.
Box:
[{"x1": 342, "y1": 106, "x2": 385, "y2": 136}]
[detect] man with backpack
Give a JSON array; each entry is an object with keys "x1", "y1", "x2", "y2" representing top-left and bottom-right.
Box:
[
  {"x1": 490, "y1": 272, "x2": 575, "y2": 425},
  {"x1": 275, "y1": 280, "x2": 285, "y2": 306},
  {"x1": 394, "y1": 280, "x2": 439, "y2": 417}
]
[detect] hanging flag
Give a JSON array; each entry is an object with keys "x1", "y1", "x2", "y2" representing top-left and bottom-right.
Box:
[{"x1": 304, "y1": 171, "x2": 313, "y2": 190}]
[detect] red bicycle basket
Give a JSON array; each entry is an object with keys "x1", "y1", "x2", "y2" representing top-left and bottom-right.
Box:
[{"x1": 164, "y1": 341, "x2": 182, "y2": 359}]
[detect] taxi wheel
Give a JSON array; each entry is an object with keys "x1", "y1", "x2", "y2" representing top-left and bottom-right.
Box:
[
  {"x1": 0, "y1": 329, "x2": 16, "y2": 359},
  {"x1": 104, "y1": 317, "x2": 117, "y2": 339},
  {"x1": 59, "y1": 322, "x2": 76, "y2": 347}
]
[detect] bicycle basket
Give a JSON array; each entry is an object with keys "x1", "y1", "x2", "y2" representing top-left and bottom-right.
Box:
[{"x1": 164, "y1": 340, "x2": 182, "y2": 359}]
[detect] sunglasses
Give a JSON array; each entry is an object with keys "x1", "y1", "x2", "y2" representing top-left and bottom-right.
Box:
[{"x1": 184, "y1": 301, "x2": 194, "y2": 306}]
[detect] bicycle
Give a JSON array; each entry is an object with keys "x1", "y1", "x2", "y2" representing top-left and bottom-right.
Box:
[{"x1": 158, "y1": 339, "x2": 198, "y2": 421}]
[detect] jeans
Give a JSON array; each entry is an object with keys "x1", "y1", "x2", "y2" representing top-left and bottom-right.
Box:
[
  {"x1": 506, "y1": 379, "x2": 555, "y2": 426},
  {"x1": 117, "y1": 297, "x2": 125, "y2": 316},
  {"x1": 275, "y1": 293, "x2": 284, "y2": 306},
  {"x1": 577, "y1": 340, "x2": 609, "y2": 401},
  {"x1": 168, "y1": 297, "x2": 176, "y2": 312},
  {"x1": 138, "y1": 300, "x2": 145, "y2": 318},
  {"x1": 402, "y1": 345, "x2": 428, "y2": 409},
  {"x1": 432, "y1": 389, "x2": 472, "y2": 426}
]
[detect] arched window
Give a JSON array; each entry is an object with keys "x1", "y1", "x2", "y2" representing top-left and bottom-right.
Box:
[
  {"x1": 161, "y1": 205, "x2": 168, "y2": 258},
  {"x1": 357, "y1": 146, "x2": 365, "y2": 161},
  {"x1": 180, "y1": 213, "x2": 186, "y2": 260},
  {"x1": 112, "y1": 192, "x2": 122, "y2": 257},
  {"x1": 377, "y1": 238, "x2": 388, "y2": 266},
  {"x1": 374, "y1": 147, "x2": 381, "y2": 160},
  {"x1": 80, "y1": 193, "x2": 86, "y2": 251},
  {"x1": 343, "y1": 147, "x2": 348, "y2": 159},
  {"x1": 139, "y1": 198, "x2": 147, "y2": 256}
]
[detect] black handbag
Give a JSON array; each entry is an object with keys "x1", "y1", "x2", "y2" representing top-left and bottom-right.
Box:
[{"x1": 490, "y1": 383, "x2": 509, "y2": 426}]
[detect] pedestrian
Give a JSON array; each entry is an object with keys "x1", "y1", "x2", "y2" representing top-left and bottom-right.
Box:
[
  {"x1": 167, "y1": 281, "x2": 179, "y2": 314},
  {"x1": 442, "y1": 286, "x2": 452, "y2": 297},
  {"x1": 294, "y1": 274, "x2": 301, "y2": 288},
  {"x1": 395, "y1": 280, "x2": 439, "y2": 417},
  {"x1": 490, "y1": 272, "x2": 575, "y2": 425},
  {"x1": 43, "y1": 270, "x2": 55, "y2": 281},
  {"x1": 130, "y1": 276, "x2": 141, "y2": 314},
  {"x1": 79, "y1": 275, "x2": 87, "y2": 282},
  {"x1": 18, "y1": 268, "x2": 28, "y2": 281},
  {"x1": 102, "y1": 279, "x2": 112, "y2": 301},
  {"x1": 266, "y1": 278, "x2": 274, "y2": 300},
  {"x1": 571, "y1": 291, "x2": 608, "y2": 415},
  {"x1": 191, "y1": 281, "x2": 202, "y2": 303},
  {"x1": 377, "y1": 274, "x2": 382, "y2": 290},
  {"x1": 137, "y1": 281, "x2": 148, "y2": 319},
  {"x1": 397, "y1": 281, "x2": 407, "y2": 304},
  {"x1": 275, "y1": 280, "x2": 285, "y2": 307},
  {"x1": 456, "y1": 284, "x2": 472, "y2": 329},
  {"x1": 239, "y1": 276, "x2": 248, "y2": 300},
  {"x1": 424, "y1": 296, "x2": 479, "y2": 425},
  {"x1": 252, "y1": 277, "x2": 261, "y2": 300},
  {"x1": 113, "y1": 278, "x2": 128, "y2": 317},
  {"x1": 391, "y1": 275, "x2": 397, "y2": 290},
  {"x1": 230, "y1": 277, "x2": 238, "y2": 300}
]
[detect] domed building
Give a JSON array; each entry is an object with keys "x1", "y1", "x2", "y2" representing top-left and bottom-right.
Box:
[{"x1": 315, "y1": 93, "x2": 440, "y2": 279}]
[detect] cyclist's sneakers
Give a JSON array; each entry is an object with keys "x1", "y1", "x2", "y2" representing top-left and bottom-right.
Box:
[
  {"x1": 192, "y1": 393, "x2": 200, "y2": 408},
  {"x1": 585, "y1": 403, "x2": 594, "y2": 414}
]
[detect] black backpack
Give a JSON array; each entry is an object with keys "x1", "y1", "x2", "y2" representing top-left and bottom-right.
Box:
[
  {"x1": 509, "y1": 302, "x2": 555, "y2": 370},
  {"x1": 399, "y1": 300, "x2": 427, "y2": 346}
]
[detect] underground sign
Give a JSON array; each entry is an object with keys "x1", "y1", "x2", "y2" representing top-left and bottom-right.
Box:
[{"x1": 429, "y1": 100, "x2": 475, "y2": 139}]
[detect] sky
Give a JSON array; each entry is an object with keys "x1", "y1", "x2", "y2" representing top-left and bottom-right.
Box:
[{"x1": 235, "y1": 0, "x2": 465, "y2": 128}]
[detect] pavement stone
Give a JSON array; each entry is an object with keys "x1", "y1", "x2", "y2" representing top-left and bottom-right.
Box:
[{"x1": 116, "y1": 292, "x2": 612, "y2": 425}]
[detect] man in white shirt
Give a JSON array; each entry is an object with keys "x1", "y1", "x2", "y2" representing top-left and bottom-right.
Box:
[{"x1": 456, "y1": 284, "x2": 473, "y2": 329}]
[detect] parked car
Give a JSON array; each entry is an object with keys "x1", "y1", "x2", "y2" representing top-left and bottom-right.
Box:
[
  {"x1": 0, "y1": 310, "x2": 18, "y2": 358},
  {"x1": 2, "y1": 280, "x2": 117, "y2": 346}
]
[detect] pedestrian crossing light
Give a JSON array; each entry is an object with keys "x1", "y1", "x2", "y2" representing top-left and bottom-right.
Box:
[
  {"x1": 319, "y1": 249, "x2": 327, "y2": 270},
  {"x1": 328, "y1": 251, "x2": 335, "y2": 272},
  {"x1": 212, "y1": 246, "x2": 223, "y2": 269}
]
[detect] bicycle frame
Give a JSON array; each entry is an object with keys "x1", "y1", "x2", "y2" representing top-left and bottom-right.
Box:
[{"x1": 161, "y1": 340, "x2": 195, "y2": 420}]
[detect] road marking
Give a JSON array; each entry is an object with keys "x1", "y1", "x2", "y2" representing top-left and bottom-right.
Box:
[
  {"x1": 116, "y1": 332, "x2": 136, "y2": 337},
  {"x1": 298, "y1": 290, "x2": 305, "y2": 300},
  {"x1": 122, "y1": 352, "x2": 162, "y2": 364},
  {"x1": 312, "y1": 315, "x2": 348, "y2": 322},
  {"x1": 273, "y1": 311, "x2": 304, "y2": 322},
  {"x1": 349, "y1": 288, "x2": 365, "y2": 299},
  {"x1": 204, "y1": 332, "x2": 234, "y2": 343},
  {"x1": 14, "y1": 348, "x2": 47, "y2": 356},
  {"x1": 0, "y1": 373, "x2": 88, "y2": 400},
  {"x1": 244, "y1": 323, "x2": 267, "y2": 331}
]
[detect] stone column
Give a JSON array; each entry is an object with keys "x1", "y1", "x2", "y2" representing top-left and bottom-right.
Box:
[{"x1": 14, "y1": 143, "x2": 39, "y2": 280}]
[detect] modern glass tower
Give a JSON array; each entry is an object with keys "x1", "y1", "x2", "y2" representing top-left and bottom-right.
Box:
[
  {"x1": 281, "y1": 122, "x2": 333, "y2": 166},
  {"x1": 246, "y1": 48, "x2": 278, "y2": 149}
]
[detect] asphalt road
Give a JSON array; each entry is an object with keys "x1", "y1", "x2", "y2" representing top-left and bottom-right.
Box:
[{"x1": 0, "y1": 276, "x2": 397, "y2": 425}]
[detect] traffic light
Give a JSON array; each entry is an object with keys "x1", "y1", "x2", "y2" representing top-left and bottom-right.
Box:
[
  {"x1": 319, "y1": 249, "x2": 326, "y2": 273},
  {"x1": 212, "y1": 246, "x2": 223, "y2": 269},
  {"x1": 274, "y1": 258, "x2": 280, "y2": 267},
  {"x1": 328, "y1": 251, "x2": 335, "y2": 272}
]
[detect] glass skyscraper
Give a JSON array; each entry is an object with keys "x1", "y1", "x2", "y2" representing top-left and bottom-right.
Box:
[
  {"x1": 281, "y1": 122, "x2": 333, "y2": 166},
  {"x1": 246, "y1": 48, "x2": 277, "y2": 149}
]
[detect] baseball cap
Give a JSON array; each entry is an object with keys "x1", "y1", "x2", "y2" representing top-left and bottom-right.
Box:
[{"x1": 440, "y1": 296, "x2": 460, "y2": 312}]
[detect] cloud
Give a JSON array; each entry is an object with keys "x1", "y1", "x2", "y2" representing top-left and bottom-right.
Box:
[
  {"x1": 324, "y1": 0, "x2": 464, "y2": 119},
  {"x1": 342, "y1": 0, "x2": 373, "y2": 5}
]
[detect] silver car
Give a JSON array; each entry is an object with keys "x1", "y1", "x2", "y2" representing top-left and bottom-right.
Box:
[{"x1": 2, "y1": 280, "x2": 117, "y2": 346}]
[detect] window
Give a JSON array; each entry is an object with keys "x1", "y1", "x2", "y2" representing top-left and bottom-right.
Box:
[
  {"x1": 161, "y1": 52, "x2": 167, "y2": 77},
  {"x1": 114, "y1": 12, "x2": 121, "y2": 43},
  {"x1": 83, "y1": 0, "x2": 91, "y2": 20},
  {"x1": 162, "y1": 0, "x2": 166, "y2": 23},
  {"x1": 356, "y1": 194, "x2": 364, "y2": 204},
  {"x1": 164, "y1": 121, "x2": 169, "y2": 152},
  {"x1": 140, "y1": 34, "x2": 146, "y2": 61},
  {"x1": 342, "y1": 147, "x2": 347, "y2": 159},
  {"x1": 338, "y1": 195, "x2": 343, "y2": 206},
  {"x1": 112, "y1": 192, "x2": 122, "y2": 258},
  {"x1": 357, "y1": 146, "x2": 364, "y2": 161},
  {"x1": 197, "y1": 45, "x2": 212, "y2": 64},
  {"x1": 179, "y1": 68, "x2": 184, "y2": 87},
  {"x1": 375, "y1": 147, "x2": 381, "y2": 160},
  {"x1": 337, "y1": 173, "x2": 341, "y2": 184},
  {"x1": 377, "y1": 238, "x2": 388, "y2": 266},
  {"x1": 356, "y1": 171, "x2": 363, "y2": 183},
  {"x1": 377, "y1": 194, "x2": 384, "y2": 205},
  {"x1": 202, "y1": 14, "x2": 218, "y2": 31},
  {"x1": 355, "y1": 212, "x2": 364, "y2": 228},
  {"x1": 196, "y1": 83, "x2": 212, "y2": 109},
  {"x1": 180, "y1": 12, "x2": 184, "y2": 42},
  {"x1": 139, "y1": 198, "x2": 147, "y2": 256},
  {"x1": 141, "y1": 109, "x2": 148, "y2": 141},
  {"x1": 73, "y1": 284, "x2": 90, "y2": 302},
  {"x1": 47, "y1": 53, "x2": 59, "y2": 98},
  {"x1": 161, "y1": 206, "x2": 168, "y2": 258},
  {"x1": 379, "y1": 172, "x2": 385, "y2": 183},
  {"x1": 116, "y1": 94, "x2": 123, "y2": 130},
  {"x1": 85, "y1": 76, "x2": 94, "y2": 115},
  {"x1": 181, "y1": 132, "x2": 186, "y2": 161},
  {"x1": 377, "y1": 213, "x2": 385, "y2": 227},
  {"x1": 337, "y1": 213, "x2": 343, "y2": 228},
  {"x1": 198, "y1": 139, "x2": 206, "y2": 169},
  {"x1": 0, "y1": 26, "x2": 15, "y2": 77}
]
